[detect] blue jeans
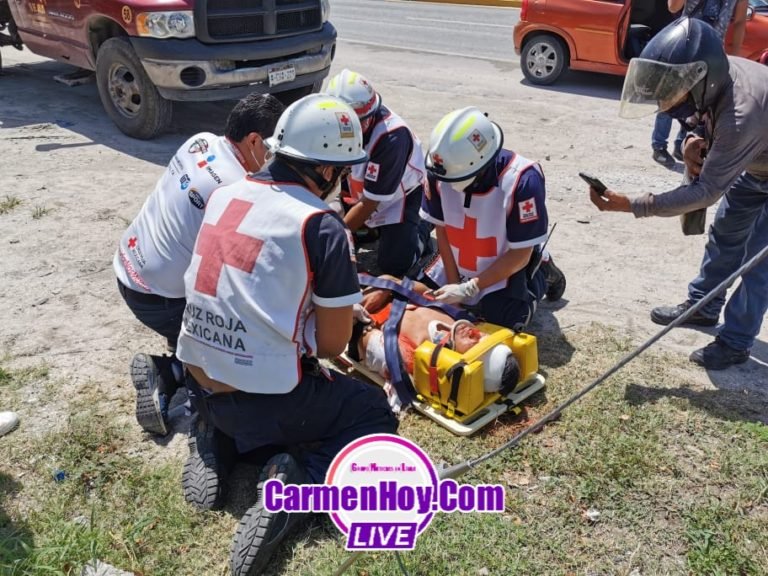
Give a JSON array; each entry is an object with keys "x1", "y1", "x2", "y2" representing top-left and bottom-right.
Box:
[
  {"x1": 687, "y1": 172, "x2": 768, "y2": 351},
  {"x1": 652, "y1": 113, "x2": 686, "y2": 151}
]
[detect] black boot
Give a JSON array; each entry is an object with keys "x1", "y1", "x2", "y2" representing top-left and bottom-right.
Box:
[
  {"x1": 689, "y1": 337, "x2": 750, "y2": 370},
  {"x1": 650, "y1": 301, "x2": 718, "y2": 327},
  {"x1": 230, "y1": 453, "x2": 308, "y2": 576},
  {"x1": 182, "y1": 413, "x2": 237, "y2": 511},
  {"x1": 541, "y1": 257, "x2": 566, "y2": 301},
  {"x1": 130, "y1": 353, "x2": 179, "y2": 436}
]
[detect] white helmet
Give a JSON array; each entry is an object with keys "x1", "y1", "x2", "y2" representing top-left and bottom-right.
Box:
[
  {"x1": 481, "y1": 344, "x2": 515, "y2": 394},
  {"x1": 325, "y1": 69, "x2": 381, "y2": 119},
  {"x1": 266, "y1": 94, "x2": 368, "y2": 166},
  {"x1": 425, "y1": 107, "x2": 504, "y2": 181}
]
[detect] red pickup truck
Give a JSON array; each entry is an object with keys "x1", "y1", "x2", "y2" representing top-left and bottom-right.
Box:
[{"x1": 0, "y1": 0, "x2": 336, "y2": 139}]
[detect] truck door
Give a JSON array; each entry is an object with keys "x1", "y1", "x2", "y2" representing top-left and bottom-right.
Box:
[{"x1": 19, "y1": 0, "x2": 92, "y2": 68}]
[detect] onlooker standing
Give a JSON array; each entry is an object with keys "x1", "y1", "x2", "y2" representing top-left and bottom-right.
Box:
[
  {"x1": 651, "y1": 0, "x2": 748, "y2": 167},
  {"x1": 592, "y1": 18, "x2": 768, "y2": 371}
]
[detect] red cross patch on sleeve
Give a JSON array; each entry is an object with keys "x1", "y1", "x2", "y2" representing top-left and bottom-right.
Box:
[
  {"x1": 365, "y1": 162, "x2": 380, "y2": 182},
  {"x1": 518, "y1": 198, "x2": 539, "y2": 223}
]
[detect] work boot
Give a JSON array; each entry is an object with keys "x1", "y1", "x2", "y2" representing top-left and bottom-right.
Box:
[
  {"x1": 130, "y1": 353, "x2": 179, "y2": 435},
  {"x1": 650, "y1": 301, "x2": 718, "y2": 327},
  {"x1": 652, "y1": 148, "x2": 675, "y2": 167},
  {"x1": 689, "y1": 337, "x2": 750, "y2": 370},
  {"x1": 230, "y1": 453, "x2": 308, "y2": 576},
  {"x1": 541, "y1": 257, "x2": 566, "y2": 301},
  {"x1": 182, "y1": 413, "x2": 237, "y2": 511}
]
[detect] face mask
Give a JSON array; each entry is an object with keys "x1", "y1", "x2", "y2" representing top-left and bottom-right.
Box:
[{"x1": 665, "y1": 95, "x2": 698, "y2": 122}]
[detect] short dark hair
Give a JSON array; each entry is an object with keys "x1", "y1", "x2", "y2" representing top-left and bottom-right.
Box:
[
  {"x1": 498, "y1": 354, "x2": 521, "y2": 396},
  {"x1": 224, "y1": 93, "x2": 285, "y2": 142}
]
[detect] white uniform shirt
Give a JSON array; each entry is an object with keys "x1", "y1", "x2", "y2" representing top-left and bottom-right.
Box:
[{"x1": 113, "y1": 133, "x2": 248, "y2": 297}]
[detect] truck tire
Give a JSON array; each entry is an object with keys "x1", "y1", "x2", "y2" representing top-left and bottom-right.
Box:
[
  {"x1": 521, "y1": 34, "x2": 568, "y2": 86},
  {"x1": 95, "y1": 37, "x2": 172, "y2": 139}
]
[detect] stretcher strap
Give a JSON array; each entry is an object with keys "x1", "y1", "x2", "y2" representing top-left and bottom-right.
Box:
[
  {"x1": 358, "y1": 274, "x2": 475, "y2": 322},
  {"x1": 428, "y1": 344, "x2": 444, "y2": 397},
  {"x1": 446, "y1": 361, "x2": 467, "y2": 410},
  {"x1": 383, "y1": 278, "x2": 417, "y2": 406}
]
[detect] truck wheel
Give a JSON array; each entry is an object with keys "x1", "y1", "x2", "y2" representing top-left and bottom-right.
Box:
[
  {"x1": 521, "y1": 34, "x2": 567, "y2": 86},
  {"x1": 96, "y1": 37, "x2": 172, "y2": 139}
]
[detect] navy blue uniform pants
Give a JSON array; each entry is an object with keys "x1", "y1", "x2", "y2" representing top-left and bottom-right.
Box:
[
  {"x1": 185, "y1": 365, "x2": 399, "y2": 484},
  {"x1": 117, "y1": 280, "x2": 185, "y2": 352}
]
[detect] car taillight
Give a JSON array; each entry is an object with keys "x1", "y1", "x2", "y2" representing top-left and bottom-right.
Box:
[{"x1": 520, "y1": 0, "x2": 529, "y2": 21}]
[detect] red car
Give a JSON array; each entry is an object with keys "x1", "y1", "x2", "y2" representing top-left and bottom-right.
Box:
[{"x1": 513, "y1": 0, "x2": 768, "y2": 85}]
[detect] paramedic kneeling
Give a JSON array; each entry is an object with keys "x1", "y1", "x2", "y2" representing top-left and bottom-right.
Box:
[
  {"x1": 420, "y1": 107, "x2": 566, "y2": 330},
  {"x1": 176, "y1": 95, "x2": 398, "y2": 576}
]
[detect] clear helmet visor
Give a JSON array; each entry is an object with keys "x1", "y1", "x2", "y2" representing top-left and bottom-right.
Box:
[{"x1": 619, "y1": 58, "x2": 707, "y2": 119}]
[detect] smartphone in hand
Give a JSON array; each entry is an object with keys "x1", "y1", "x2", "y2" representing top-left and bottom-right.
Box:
[{"x1": 579, "y1": 172, "x2": 607, "y2": 196}]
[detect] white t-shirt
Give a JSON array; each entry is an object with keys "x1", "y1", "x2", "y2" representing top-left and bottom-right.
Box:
[{"x1": 113, "y1": 133, "x2": 248, "y2": 298}]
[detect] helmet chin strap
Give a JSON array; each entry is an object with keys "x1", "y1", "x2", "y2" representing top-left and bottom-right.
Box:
[{"x1": 281, "y1": 158, "x2": 343, "y2": 200}]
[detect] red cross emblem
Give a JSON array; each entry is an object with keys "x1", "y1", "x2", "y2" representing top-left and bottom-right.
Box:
[
  {"x1": 523, "y1": 200, "x2": 533, "y2": 212},
  {"x1": 367, "y1": 164, "x2": 377, "y2": 176},
  {"x1": 472, "y1": 133, "x2": 481, "y2": 142},
  {"x1": 339, "y1": 114, "x2": 350, "y2": 125},
  {"x1": 445, "y1": 215, "x2": 497, "y2": 272},
  {"x1": 194, "y1": 199, "x2": 264, "y2": 297},
  {"x1": 128, "y1": 237, "x2": 137, "y2": 249}
]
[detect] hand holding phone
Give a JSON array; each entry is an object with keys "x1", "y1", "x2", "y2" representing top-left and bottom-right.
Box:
[{"x1": 579, "y1": 172, "x2": 607, "y2": 196}]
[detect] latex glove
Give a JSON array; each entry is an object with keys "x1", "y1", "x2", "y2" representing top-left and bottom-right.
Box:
[
  {"x1": 352, "y1": 303, "x2": 372, "y2": 324},
  {"x1": 429, "y1": 278, "x2": 480, "y2": 304}
]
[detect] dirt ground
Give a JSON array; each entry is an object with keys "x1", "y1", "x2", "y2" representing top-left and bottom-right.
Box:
[{"x1": 1, "y1": 40, "x2": 766, "y2": 457}]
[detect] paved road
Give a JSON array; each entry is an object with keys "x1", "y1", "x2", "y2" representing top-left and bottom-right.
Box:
[{"x1": 331, "y1": 0, "x2": 520, "y2": 62}]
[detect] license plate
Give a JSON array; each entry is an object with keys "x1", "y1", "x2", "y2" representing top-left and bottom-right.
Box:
[{"x1": 268, "y1": 64, "x2": 296, "y2": 87}]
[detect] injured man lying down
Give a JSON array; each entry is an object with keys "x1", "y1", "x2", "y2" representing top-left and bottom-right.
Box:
[{"x1": 346, "y1": 275, "x2": 520, "y2": 412}]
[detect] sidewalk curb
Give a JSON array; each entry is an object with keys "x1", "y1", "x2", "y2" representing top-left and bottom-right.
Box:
[{"x1": 407, "y1": 0, "x2": 522, "y2": 7}]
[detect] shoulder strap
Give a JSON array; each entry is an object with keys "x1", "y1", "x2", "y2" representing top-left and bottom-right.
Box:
[{"x1": 382, "y1": 278, "x2": 418, "y2": 406}]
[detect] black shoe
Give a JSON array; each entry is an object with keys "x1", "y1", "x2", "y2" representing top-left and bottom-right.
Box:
[
  {"x1": 673, "y1": 141, "x2": 684, "y2": 162},
  {"x1": 182, "y1": 414, "x2": 236, "y2": 511},
  {"x1": 231, "y1": 453, "x2": 308, "y2": 576},
  {"x1": 650, "y1": 301, "x2": 718, "y2": 327},
  {"x1": 541, "y1": 257, "x2": 566, "y2": 301},
  {"x1": 690, "y1": 337, "x2": 750, "y2": 370},
  {"x1": 130, "y1": 353, "x2": 177, "y2": 435},
  {"x1": 652, "y1": 148, "x2": 676, "y2": 167}
]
